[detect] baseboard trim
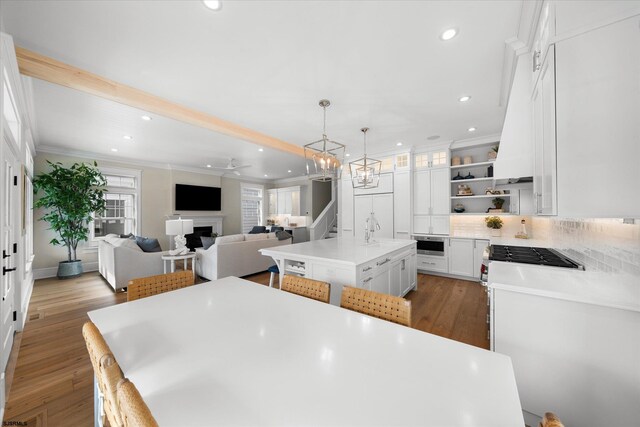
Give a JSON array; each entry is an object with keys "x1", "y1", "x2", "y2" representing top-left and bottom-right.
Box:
[{"x1": 33, "y1": 261, "x2": 99, "y2": 280}]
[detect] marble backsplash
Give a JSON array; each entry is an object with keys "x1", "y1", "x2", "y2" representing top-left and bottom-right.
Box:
[
  {"x1": 450, "y1": 215, "x2": 533, "y2": 239},
  {"x1": 531, "y1": 217, "x2": 640, "y2": 276}
]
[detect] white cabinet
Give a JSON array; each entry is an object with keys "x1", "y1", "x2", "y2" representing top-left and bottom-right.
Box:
[
  {"x1": 272, "y1": 186, "x2": 304, "y2": 216},
  {"x1": 393, "y1": 171, "x2": 411, "y2": 239},
  {"x1": 413, "y1": 168, "x2": 450, "y2": 235},
  {"x1": 353, "y1": 173, "x2": 393, "y2": 195},
  {"x1": 448, "y1": 239, "x2": 475, "y2": 277},
  {"x1": 354, "y1": 194, "x2": 394, "y2": 239},
  {"x1": 397, "y1": 254, "x2": 417, "y2": 296},
  {"x1": 369, "y1": 263, "x2": 390, "y2": 295},
  {"x1": 339, "y1": 178, "x2": 354, "y2": 236},
  {"x1": 414, "y1": 150, "x2": 449, "y2": 169},
  {"x1": 267, "y1": 190, "x2": 278, "y2": 215},
  {"x1": 555, "y1": 16, "x2": 640, "y2": 217},
  {"x1": 532, "y1": 44, "x2": 557, "y2": 216},
  {"x1": 473, "y1": 240, "x2": 489, "y2": 280}
]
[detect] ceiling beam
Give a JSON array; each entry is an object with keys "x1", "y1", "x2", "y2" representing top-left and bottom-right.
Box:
[{"x1": 15, "y1": 46, "x2": 306, "y2": 158}]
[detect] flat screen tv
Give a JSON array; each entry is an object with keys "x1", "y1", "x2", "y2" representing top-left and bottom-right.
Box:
[{"x1": 175, "y1": 184, "x2": 221, "y2": 211}]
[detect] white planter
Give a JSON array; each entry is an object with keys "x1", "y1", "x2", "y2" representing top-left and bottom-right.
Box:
[{"x1": 490, "y1": 229, "x2": 502, "y2": 237}]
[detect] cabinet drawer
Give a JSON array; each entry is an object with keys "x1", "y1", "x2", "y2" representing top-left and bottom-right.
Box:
[{"x1": 416, "y1": 256, "x2": 448, "y2": 273}]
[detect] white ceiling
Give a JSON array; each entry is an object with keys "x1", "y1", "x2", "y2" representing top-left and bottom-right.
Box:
[{"x1": 3, "y1": 0, "x2": 522, "y2": 180}]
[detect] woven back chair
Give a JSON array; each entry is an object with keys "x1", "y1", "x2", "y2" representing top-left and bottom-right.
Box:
[
  {"x1": 281, "y1": 275, "x2": 331, "y2": 303},
  {"x1": 540, "y1": 412, "x2": 564, "y2": 427},
  {"x1": 340, "y1": 286, "x2": 412, "y2": 327},
  {"x1": 82, "y1": 322, "x2": 124, "y2": 427},
  {"x1": 127, "y1": 271, "x2": 195, "y2": 302},
  {"x1": 117, "y1": 378, "x2": 159, "y2": 427}
]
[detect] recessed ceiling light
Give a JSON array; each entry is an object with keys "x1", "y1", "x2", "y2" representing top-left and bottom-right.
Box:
[
  {"x1": 459, "y1": 95, "x2": 471, "y2": 102},
  {"x1": 440, "y1": 28, "x2": 458, "y2": 41},
  {"x1": 203, "y1": 0, "x2": 222, "y2": 11},
  {"x1": 345, "y1": 153, "x2": 350, "y2": 157},
  {"x1": 111, "y1": 148, "x2": 118, "y2": 152},
  {"x1": 141, "y1": 115, "x2": 152, "y2": 121},
  {"x1": 264, "y1": 174, "x2": 268, "y2": 177},
  {"x1": 258, "y1": 148, "x2": 264, "y2": 152},
  {"x1": 206, "y1": 164, "x2": 212, "y2": 168},
  {"x1": 468, "y1": 127, "x2": 477, "y2": 132},
  {"x1": 287, "y1": 170, "x2": 292, "y2": 173},
  {"x1": 396, "y1": 142, "x2": 403, "y2": 146},
  {"x1": 123, "y1": 135, "x2": 133, "y2": 140}
]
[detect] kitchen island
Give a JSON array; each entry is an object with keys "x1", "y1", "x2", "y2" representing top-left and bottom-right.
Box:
[{"x1": 260, "y1": 237, "x2": 417, "y2": 305}]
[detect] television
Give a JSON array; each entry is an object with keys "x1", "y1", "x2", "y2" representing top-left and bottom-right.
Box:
[{"x1": 175, "y1": 184, "x2": 221, "y2": 211}]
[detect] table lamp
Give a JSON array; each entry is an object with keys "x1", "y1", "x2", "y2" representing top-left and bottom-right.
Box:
[{"x1": 166, "y1": 218, "x2": 194, "y2": 255}]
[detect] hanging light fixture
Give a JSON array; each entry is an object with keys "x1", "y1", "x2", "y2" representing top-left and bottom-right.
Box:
[
  {"x1": 304, "y1": 99, "x2": 345, "y2": 182},
  {"x1": 350, "y1": 127, "x2": 381, "y2": 189}
]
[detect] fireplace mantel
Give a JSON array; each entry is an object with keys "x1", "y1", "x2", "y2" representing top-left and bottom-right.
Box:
[{"x1": 168, "y1": 214, "x2": 224, "y2": 235}]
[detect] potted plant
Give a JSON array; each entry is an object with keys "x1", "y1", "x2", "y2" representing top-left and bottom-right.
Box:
[
  {"x1": 485, "y1": 216, "x2": 504, "y2": 237},
  {"x1": 492, "y1": 197, "x2": 505, "y2": 211},
  {"x1": 488, "y1": 145, "x2": 499, "y2": 160},
  {"x1": 33, "y1": 161, "x2": 107, "y2": 279}
]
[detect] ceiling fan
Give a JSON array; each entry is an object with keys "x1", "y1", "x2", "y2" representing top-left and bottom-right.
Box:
[{"x1": 208, "y1": 158, "x2": 251, "y2": 175}]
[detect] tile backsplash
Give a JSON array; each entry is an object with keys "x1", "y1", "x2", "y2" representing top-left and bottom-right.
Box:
[
  {"x1": 450, "y1": 215, "x2": 533, "y2": 239},
  {"x1": 532, "y1": 217, "x2": 640, "y2": 276}
]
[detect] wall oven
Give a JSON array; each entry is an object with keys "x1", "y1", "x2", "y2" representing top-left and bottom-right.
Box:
[{"x1": 412, "y1": 236, "x2": 446, "y2": 256}]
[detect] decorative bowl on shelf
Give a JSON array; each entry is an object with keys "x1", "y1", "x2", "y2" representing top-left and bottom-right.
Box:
[
  {"x1": 452, "y1": 172, "x2": 464, "y2": 180},
  {"x1": 464, "y1": 172, "x2": 475, "y2": 179},
  {"x1": 453, "y1": 203, "x2": 466, "y2": 213}
]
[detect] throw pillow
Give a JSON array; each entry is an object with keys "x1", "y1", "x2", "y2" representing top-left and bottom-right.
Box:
[
  {"x1": 135, "y1": 236, "x2": 162, "y2": 252},
  {"x1": 200, "y1": 236, "x2": 216, "y2": 250},
  {"x1": 276, "y1": 230, "x2": 293, "y2": 241},
  {"x1": 248, "y1": 226, "x2": 267, "y2": 234},
  {"x1": 119, "y1": 233, "x2": 134, "y2": 239}
]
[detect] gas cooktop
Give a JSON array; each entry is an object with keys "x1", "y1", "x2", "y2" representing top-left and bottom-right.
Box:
[{"x1": 489, "y1": 245, "x2": 584, "y2": 270}]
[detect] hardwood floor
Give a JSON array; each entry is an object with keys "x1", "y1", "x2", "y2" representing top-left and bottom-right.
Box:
[{"x1": 3, "y1": 271, "x2": 487, "y2": 425}]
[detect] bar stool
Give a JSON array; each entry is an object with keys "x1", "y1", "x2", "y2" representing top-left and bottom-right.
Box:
[{"x1": 268, "y1": 265, "x2": 279, "y2": 288}]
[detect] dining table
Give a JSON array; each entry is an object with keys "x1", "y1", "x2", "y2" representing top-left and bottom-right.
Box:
[{"x1": 88, "y1": 276, "x2": 524, "y2": 426}]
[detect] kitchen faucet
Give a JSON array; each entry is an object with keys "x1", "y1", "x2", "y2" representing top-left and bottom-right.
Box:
[{"x1": 364, "y1": 212, "x2": 381, "y2": 243}]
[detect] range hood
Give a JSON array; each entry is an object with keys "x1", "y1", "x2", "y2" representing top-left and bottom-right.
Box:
[{"x1": 493, "y1": 53, "x2": 533, "y2": 184}]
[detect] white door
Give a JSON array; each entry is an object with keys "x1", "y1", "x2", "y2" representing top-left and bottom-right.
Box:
[
  {"x1": 448, "y1": 238, "x2": 475, "y2": 278},
  {"x1": 372, "y1": 194, "x2": 393, "y2": 239},
  {"x1": 430, "y1": 168, "x2": 450, "y2": 215},
  {"x1": 413, "y1": 170, "x2": 431, "y2": 215},
  {"x1": 354, "y1": 196, "x2": 371, "y2": 238},
  {"x1": 393, "y1": 171, "x2": 410, "y2": 239},
  {"x1": 340, "y1": 179, "x2": 354, "y2": 235},
  {"x1": 1, "y1": 138, "x2": 18, "y2": 372}
]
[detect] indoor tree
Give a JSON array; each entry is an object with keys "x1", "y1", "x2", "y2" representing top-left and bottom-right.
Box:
[{"x1": 33, "y1": 161, "x2": 107, "y2": 276}]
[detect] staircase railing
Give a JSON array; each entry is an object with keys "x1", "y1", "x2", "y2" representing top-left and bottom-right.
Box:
[{"x1": 309, "y1": 199, "x2": 336, "y2": 240}]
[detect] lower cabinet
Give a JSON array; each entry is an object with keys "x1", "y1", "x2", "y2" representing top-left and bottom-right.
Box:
[
  {"x1": 448, "y1": 239, "x2": 475, "y2": 277},
  {"x1": 359, "y1": 250, "x2": 416, "y2": 297}
]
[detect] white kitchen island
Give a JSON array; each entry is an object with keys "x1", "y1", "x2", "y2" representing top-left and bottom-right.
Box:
[{"x1": 260, "y1": 237, "x2": 417, "y2": 305}]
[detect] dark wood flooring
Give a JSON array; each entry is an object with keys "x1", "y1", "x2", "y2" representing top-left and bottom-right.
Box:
[{"x1": 3, "y1": 271, "x2": 487, "y2": 425}]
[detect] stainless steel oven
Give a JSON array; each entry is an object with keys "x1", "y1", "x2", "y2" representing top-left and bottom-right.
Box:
[{"x1": 412, "y1": 236, "x2": 446, "y2": 256}]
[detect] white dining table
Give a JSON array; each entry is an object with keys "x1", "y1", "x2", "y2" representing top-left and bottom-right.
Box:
[{"x1": 88, "y1": 276, "x2": 523, "y2": 426}]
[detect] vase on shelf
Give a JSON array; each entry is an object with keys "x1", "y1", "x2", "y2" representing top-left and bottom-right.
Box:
[{"x1": 490, "y1": 229, "x2": 502, "y2": 237}]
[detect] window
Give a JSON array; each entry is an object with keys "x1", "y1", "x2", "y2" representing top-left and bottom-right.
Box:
[
  {"x1": 241, "y1": 184, "x2": 264, "y2": 233},
  {"x1": 91, "y1": 167, "x2": 141, "y2": 241},
  {"x1": 380, "y1": 157, "x2": 394, "y2": 172},
  {"x1": 395, "y1": 153, "x2": 409, "y2": 169}
]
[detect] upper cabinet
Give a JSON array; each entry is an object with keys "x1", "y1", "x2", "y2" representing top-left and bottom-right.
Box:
[
  {"x1": 532, "y1": 44, "x2": 557, "y2": 216},
  {"x1": 554, "y1": 15, "x2": 640, "y2": 217},
  {"x1": 268, "y1": 186, "x2": 305, "y2": 216},
  {"x1": 414, "y1": 149, "x2": 449, "y2": 169}
]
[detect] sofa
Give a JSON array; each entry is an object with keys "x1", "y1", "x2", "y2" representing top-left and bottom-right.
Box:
[
  {"x1": 98, "y1": 234, "x2": 168, "y2": 291},
  {"x1": 195, "y1": 232, "x2": 292, "y2": 281}
]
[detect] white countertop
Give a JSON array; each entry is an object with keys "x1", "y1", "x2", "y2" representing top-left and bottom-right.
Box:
[
  {"x1": 89, "y1": 276, "x2": 523, "y2": 426},
  {"x1": 260, "y1": 237, "x2": 416, "y2": 266},
  {"x1": 488, "y1": 261, "x2": 640, "y2": 312}
]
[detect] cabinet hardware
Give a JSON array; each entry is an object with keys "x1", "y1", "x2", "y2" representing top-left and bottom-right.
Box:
[
  {"x1": 13, "y1": 311, "x2": 17, "y2": 322},
  {"x1": 2, "y1": 250, "x2": 9, "y2": 259},
  {"x1": 487, "y1": 330, "x2": 490, "y2": 341},
  {"x1": 13, "y1": 176, "x2": 18, "y2": 186},
  {"x1": 362, "y1": 266, "x2": 372, "y2": 272},
  {"x1": 376, "y1": 258, "x2": 391, "y2": 266},
  {"x1": 3, "y1": 267, "x2": 17, "y2": 275},
  {"x1": 533, "y1": 50, "x2": 541, "y2": 72},
  {"x1": 486, "y1": 314, "x2": 490, "y2": 324},
  {"x1": 13, "y1": 243, "x2": 17, "y2": 254},
  {"x1": 363, "y1": 277, "x2": 373, "y2": 283}
]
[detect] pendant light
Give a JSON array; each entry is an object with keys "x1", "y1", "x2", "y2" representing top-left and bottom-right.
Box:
[
  {"x1": 304, "y1": 100, "x2": 346, "y2": 182},
  {"x1": 350, "y1": 127, "x2": 381, "y2": 189}
]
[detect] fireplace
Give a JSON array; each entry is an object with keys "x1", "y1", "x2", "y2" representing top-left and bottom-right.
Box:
[{"x1": 186, "y1": 226, "x2": 213, "y2": 251}]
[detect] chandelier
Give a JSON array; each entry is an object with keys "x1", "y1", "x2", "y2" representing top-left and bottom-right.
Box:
[
  {"x1": 350, "y1": 127, "x2": 381, "y2": 189},
  {"x1": 304, "y1": 99, "x2": 345, "y2": 182}
]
